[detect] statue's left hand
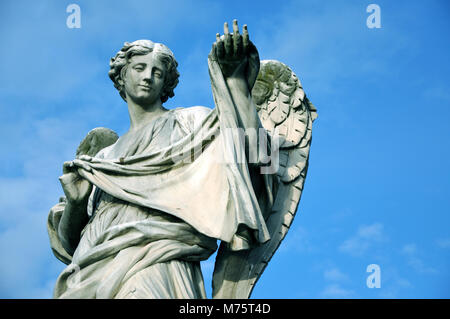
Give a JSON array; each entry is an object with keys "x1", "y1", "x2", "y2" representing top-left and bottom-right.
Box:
[{"x1": 213, "y1": 20, "x2": 250, "y2": 78}]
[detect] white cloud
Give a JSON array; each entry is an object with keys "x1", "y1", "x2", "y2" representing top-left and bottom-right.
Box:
[
  {"x1": 357, "y1": 223, "x2": 384, "y2": 240},
  {"x1": 0, "y1": 0, "x2": 446, "y2": 299},
  {"x1": 376, "y1": 266, "x2": 413, "y2": 299},
  {"x1": 339, "y1": 237, "x2": 369, "y2": 257},
  {"x1": 436, "y1": 238, "x2": 450, "y2": 249},
  {"x1": 324, "y1": 267, "x2": 349, "y2": 282},
  {"x1": 252, "y1": 1, "x2": 413, "y2": 98},
  {"x1": 330, "y1": 208, "x2": 354, "y2": 222},
  {"x1": 320, "y1": 284, "x2": 354, "y2": 298},
  {"x1": 423, "y1": 85, "x2": 450, "y2": 103},
  {"x1": 0, "y1": 211, "x2": 64, "y2": 298},
  {"x1": 0, "y1": 115, "x2": 88, "y2": 297},
  {"x1": 401, "y1": 243, "x2": 417, "y2": 255},
  {"x1": 279, "y1": 225, "x2": 316, "y2": 254},
  {"x1": 0, "y1": 0, "x2": 226, "y2": 298},
  {"x1": 339, "y1": 223, "x2": 386, "y2": 257},
  {"x1": 401, "y1": 243, "x2": 437, "y2": 274}
]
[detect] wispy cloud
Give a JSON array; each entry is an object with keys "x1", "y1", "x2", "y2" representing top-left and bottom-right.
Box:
[
  {"x1": 0, "y1": 211, "x2": 64, "y2": 298},
  {"x1": 422, "y1": 85, "x2": 450, "y2": 103},
  {"x1": 339, "y1": 223, "x2": 387, "y2": 257},
  {"x1": 0, "y1": 114, "x2": 87, "y2": 297},
  {"x1": 1, "y1": 0, "x2": 449, "y2": 299},
  {"x1": 401, "y1": 243, "x2": 417, "y2": 255},
  {"x1": 376, "y1": 266, "x2": 413, "y2": 299},
  {"x1": 324, "y1": 267, "x2": 349, "y2": 282},
  {"x1": 320, "y1": 284, "x2": 354, "y2": 299},
  {"x1": 401, "y1": 243, "x2": 438, "y2": 274},
  {"x1": 320, "y1": 266, "x2": 353, "y2": 298},
  {"x1": 0, "y1": 0, "x2": 226, "y2": 298},
  {"x1": 252, "y1": 1, "x2": 415, "y2": 98},
  {"x1": 279, "y1": 225, "x2": 316, "y2": 254},
  {"x1": 436, "y1": 238, "x2": 450, "y2": 249}
]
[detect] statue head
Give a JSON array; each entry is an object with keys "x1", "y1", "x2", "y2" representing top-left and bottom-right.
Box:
[{"x1": 109, "y1": 40, "x2": 180, "y2": 104}]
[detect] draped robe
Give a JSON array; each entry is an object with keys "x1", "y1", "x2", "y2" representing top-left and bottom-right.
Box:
[{"x1": 47, "y1": 49, "x2": 275, "y2": 299}]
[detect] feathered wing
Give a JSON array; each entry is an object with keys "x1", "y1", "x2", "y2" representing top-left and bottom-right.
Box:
[
  {"x1": 212, "y1": 60, "x2": 317, "y2": 298},
  {"x1": 75, "y1": 127, "x2": 119, "y2": 158},
  {"x1": 47, "y1": 127, "x2": 118, "y2": 264}
]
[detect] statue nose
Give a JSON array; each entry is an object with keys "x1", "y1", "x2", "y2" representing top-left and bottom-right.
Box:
[
  {"x1": 143, "y1": 76, "x2": 153, "y2": 83},
  {"x1": 142, "y1": 69, "x2": 153, "y2": 82}
]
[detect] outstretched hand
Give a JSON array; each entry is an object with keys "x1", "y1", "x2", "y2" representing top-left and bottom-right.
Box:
[{"x1": 212, "y1": 20, "x2": 251, "y2": 78}]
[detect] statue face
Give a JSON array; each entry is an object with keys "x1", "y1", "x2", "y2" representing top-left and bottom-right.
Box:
[{"x1": 123, "y1": 52, "x2": 166, "y2": 106}]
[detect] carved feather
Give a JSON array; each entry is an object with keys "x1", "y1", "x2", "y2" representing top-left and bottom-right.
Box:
[{"x1": 76, "y1": 127, "x2": 118, "y2": 158}]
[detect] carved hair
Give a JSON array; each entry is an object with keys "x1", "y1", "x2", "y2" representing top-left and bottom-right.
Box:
[{"x1": 109, "y1": 40, "x2": 180, "y2": 103}]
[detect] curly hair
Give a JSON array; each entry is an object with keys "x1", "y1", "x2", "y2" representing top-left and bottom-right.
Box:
[{"x1": 108, "y1": 40, "x2": 180, "y2": 103}]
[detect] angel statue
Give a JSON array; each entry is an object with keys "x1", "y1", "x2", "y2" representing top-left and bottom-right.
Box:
[{"x1": 47, "y1": 20, "x2": 317, "y2": 299}]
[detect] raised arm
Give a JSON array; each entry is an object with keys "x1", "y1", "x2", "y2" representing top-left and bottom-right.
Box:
[{"x1": 211, "y1": 20, "x2": 261, "y2": 132}]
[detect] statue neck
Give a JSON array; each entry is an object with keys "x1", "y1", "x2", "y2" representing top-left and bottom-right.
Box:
[{"x1": 126, "y1": 98, "x2": 168, "y2": 132}]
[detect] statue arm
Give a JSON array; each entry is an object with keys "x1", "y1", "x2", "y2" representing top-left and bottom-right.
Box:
[
  {"x1": 211, "y1": 20, "x2": 266, "y2": 164},
  {"x1": 46, "y1": 192, "x2": 89, "y2": 262},
  {"x1": 57, "y1": 197, "x2": 89, "y2": 255},
  {"x1": 48, "y1": 128, "x2": 118, "y2": 261},
  {"x1": 47, "y1": 199, "x2": 72, "y2": 264},
  {"x1": 224, "y1": 76, "x2": 260, "y2": 132},
  {"x1": 56, "y1": 159, "x2": 93, "y2": 255},
  {"x1": 213, "y1": 20, "x2": 260, "y2": 131}
]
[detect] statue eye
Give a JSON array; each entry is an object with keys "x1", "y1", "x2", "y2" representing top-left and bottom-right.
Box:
[
  {"x1": 154, "y1": 70, "x2": 162, "y2": 78},
  {"x1": 133, "y1": 65, "x2": 144, "y2": 71}
]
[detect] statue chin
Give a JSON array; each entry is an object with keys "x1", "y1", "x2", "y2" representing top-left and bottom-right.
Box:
[{"x1": 127, "y1": 94, "x2": 161, "y2": 108}]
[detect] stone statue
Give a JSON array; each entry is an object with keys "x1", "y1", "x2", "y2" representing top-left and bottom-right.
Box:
[{"x1": 47, "y1": 20, "x2": 317, "y2": 299}]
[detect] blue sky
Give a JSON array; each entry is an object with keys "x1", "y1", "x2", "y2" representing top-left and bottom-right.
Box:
[{"x1": 0, "y1": 0, "x2": 449, "y2": 298}]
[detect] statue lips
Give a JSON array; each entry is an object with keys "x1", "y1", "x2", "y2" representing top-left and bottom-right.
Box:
[{"x1": 138, "y1": 84, "x2": 152, "y2": 91}]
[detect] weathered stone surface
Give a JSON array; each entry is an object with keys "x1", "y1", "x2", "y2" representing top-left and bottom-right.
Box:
[{"x1": 47, "y1": 20, "x2": 317, "y2": 299}]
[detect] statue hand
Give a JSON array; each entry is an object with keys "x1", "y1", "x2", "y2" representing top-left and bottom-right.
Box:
[
  {"x1": 59, "y1": 160, "x2": 93, "y2": 205},
  {"x1": 213, "y1": 20, "x2": 250, "y2": 78}
]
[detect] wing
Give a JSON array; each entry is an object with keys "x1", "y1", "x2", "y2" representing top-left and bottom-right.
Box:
[
  {"x1": 47, "y1": 127, "x2": 118, "y2": 264},
  {"x1": 212, "y1": 60, "x2": 317, "y2": 298},
  {"x1": 76, "y1": 127, "x2": 119, "y2": 158}
]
